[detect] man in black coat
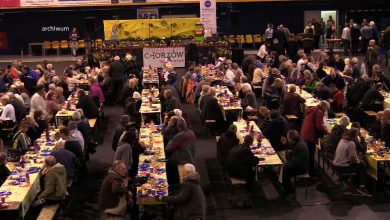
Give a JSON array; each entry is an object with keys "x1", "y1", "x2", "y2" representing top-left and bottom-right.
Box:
[
  {"x1": 217, "y1": 124, "x2": 239, "y2": 167},
  {"x1": 162, "y1": 89, "x2": 181, "y2": 114},
  {"x1": 76, "y1": 90, "x2": 99, "y2": 119},
  {"x1": 350, "y1": 23, "x2": 361, "y2": 56},
  {"x1": 281, "y1": 130, "x2": 309, "y2": 195},
  {"x1": 322, "y1": 70, "x2": 346, "y2": 91},
  {"x1": 203, "y1": 88, "x2": 225, "y2": 133},
  {"x1": 263, "y1": 110, "x2": 289, "y2": 152},
  {"x1": 109, "y1": 56, "x2": 126, "y2": 104},
  {"x1": 120, "y1": 78, "x2": 138, "y2": 106},
  {"x1": 7, "y1": 92, "x2": 26, "y2": 122}
]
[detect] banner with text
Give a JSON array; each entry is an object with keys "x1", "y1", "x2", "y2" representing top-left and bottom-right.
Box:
[
  {"x1": 200, "y1": 0, "x2": 217, "y2": 34},
  {"x1": 143, "y1": 47, "x2": 185, "y2": 68},
  {"x1": 103, "y1": 18, "x2": 199, "y2": 40}
]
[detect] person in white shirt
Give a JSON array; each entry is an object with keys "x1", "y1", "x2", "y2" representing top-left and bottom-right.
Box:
[
  {"x1": 224, "y1": 60, "x2": 235, "y2": 85},
  {"x1": 297, "y1": 53, "x2": 307, "y2": 74},
  {"x1": 265, "y1": 23, "x2": 274, "y2": 44},
  {"x1": 68, "y1": 121, "x2": 85, "y2": 151},
  {"x1": 341, "y1": 24, "x2": 352, "y2": 55},
  {"x1": 0, "y1": 95, "x2": 16, "y2": 124},
  {"x1": 29, "y1": 84, "x2": 47, "y2": 120}
]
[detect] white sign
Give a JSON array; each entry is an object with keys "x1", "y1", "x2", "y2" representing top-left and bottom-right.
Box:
[
  {"x1": 200, "y1": 0, "x2": 217, "y2": 34},
  {"x1": 143, "y1": 47, "x2": 185, "y2": 68},
  {"x1": 137, "y1": 8, "x2": 159, "y2": 19}
]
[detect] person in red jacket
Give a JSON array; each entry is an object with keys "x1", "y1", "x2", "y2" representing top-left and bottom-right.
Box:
[
  {"x1": 328, "y1": 83, "x2": 344, "y2": 113},
  {"x1": 300, "y1": 101, "x2": 330, "y2": 177}
]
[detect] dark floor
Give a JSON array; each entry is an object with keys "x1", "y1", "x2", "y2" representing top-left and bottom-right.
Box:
[{"x1": 2, "y1": 56, "x2": 390, "y2": 220}]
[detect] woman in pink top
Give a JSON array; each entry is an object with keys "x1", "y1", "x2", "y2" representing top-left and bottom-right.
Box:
[{"x1": 89, "y1": 77, "x2": 105, "y2": 107}]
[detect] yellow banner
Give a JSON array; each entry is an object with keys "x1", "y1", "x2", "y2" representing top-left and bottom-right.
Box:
[{"x1": 103, "y1": 18, "x2": 200, "y2": 40}]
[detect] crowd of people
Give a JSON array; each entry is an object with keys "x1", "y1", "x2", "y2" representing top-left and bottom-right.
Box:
[{"x1": 0, "y1": 16, "x2": 390, "y2": 220}]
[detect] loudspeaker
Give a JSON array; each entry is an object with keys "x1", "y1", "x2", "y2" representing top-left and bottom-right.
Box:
[
  {"x1": 85, "y1": 17, "x2": 96, "y2": 35},
  {"x1": 231, "y1": 11, "x2": 240, "y2": 27},
  {"x1": 231, "y1": 48, "x2": 244, "y2": 66}
]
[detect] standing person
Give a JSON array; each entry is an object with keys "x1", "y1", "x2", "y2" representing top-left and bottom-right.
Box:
[
  {"x1": 109, "y1": 56, "x2": 126, "y2": 105},
  {"x1": 300, "y1": 101, "x2": 330, "y2": 177},
  {"x1": 69, "y1": 27, "x2": 79, "y2": 57},
  {"x1": 89, "y1": 77, "x2": 105, "y2": 108},
  {"x1": 29, "y1": 84, "x2": 47, "y2": 120},
  {"x1": 360, "y1": 21, "x2": 373, "y2": 54},
  {"x1": 265, "y1": 23, "x2": 274, "y2": 44},
  {"x1": 217, "y1": 124, "x2": 239, "y2": 167},
  {"x1": 341, "y1": 23, "x2": 351, "y2": 56},
  {"x1": 381, "y1": 27, "x2": 390, "y2": 71},
  {"x1": 350, "y1": 23, "x2": 361, "y2": 56},
  {"x1": 99, "y1": 160, "x2": 130, "y2": 219},
  {"x1": 165, "y1": 118, "x2": 196, "y2": 185},
  {"x1": 365, "y1": 39, "x2": 380, "y2": 77},
  {"x1": 313, "y1": 19, "x2": 323, "y2": 49},
  {"x1": 161, "y1": 163, "x2": 206, "y2": 220},
  {"x1": 280, "y1": 130, "x2": 309, "y2": 196}
]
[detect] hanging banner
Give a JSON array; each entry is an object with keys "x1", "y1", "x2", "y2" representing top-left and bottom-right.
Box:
[
  {"x1": 200, "y1": 0, "x2": 217, "y2": 34},
  {"x1": 0, "y1": 0, "x2": 20, "y2": 7},
  {"x1": 103, "y1": 18, "x2": 200, "y2": 40},
  {"x1": 137, "y1": 8, "x2": 159, "y2": 19},
  {"x1": 143, "y1": 47, "x2": 185, "y2": 68}
]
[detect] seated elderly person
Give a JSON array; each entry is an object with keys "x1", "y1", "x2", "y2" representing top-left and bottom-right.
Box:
[
  {"x1": 256, "y1": 106, "x2": 271, "y2": 131},
  {"x1": 382, "y1": 109, "x2": 390, "y2": 148},
  {"x1": 162, "y1": 89, "x2": 181, "y2": 114},
  {"x1": 55, "y1": 87, "x2": 65, "y2": 105},
  {"x1": 8, "y1": 119, "x2": 30, "y2": 162},
  {"x1": 325, "y1": 116, "x2": 350, "y2": 158},
  {"x1": 0, "y1": 152, "x2": 10, "y2": 186},
  {"x1": 125, "y1": 92, "x2": 142, "y2": 128},
  {"x1": 241, "y1": 83, "x2": 257, "y2": 110},
  {"x1": 226, "y1": 135, "x2": 259, "y2": 190},
  {"x1": 72, "y1": 111, "x2": 91, "y2": 150},
  {"x1": 313, "y1": 82, "x2": 331, "y2": 100},
  {"x1": 333, "y1": 128, "x2": 369, "y2": 195},
  {"x1": 203, "y1": 87, "x2": 225, "y2": 134},
  {"x1": 76, "y1": 89, "x2": 99, "y2": 119},
  {"x1": 0, "y1": 95, "x2": 16, "y2": 129},
  {"x1": 32, "y1": 156, "x2": 67, "y2": 208},
  {"x1": 264, "y1": 110, "x2": 289, "y2": 152},
  {"x1": 50, "y1": 145, "x2": 79, "y2": 187},
  {"x1": 99, "y1": 160, "x2": 130, "y2": 219},
  {"x1": 6, "y1": 91, "x2": 26, "y2": 123},
  {"x1": 68, "y1": 121, "x2": 85, "y2": 152},
  {"x1": 322, "y1": 68, "x2": 346, "y2": 91},
  {"x1": 281, "y1": 85, "x2": 306, "y2": 118},
  {"x1": 161, "y1": 163, "x2": 206, "y2": 220},
  {"x1": 217, "y1": 124, "x2": 239, "y2": 167},
  {"x1": 264, "y1": 78, "x2": 284, "y2": 109}
]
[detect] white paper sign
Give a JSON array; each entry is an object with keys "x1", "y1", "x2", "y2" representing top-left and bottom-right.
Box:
[
  {"x1": 137, "y1": 8, "x2": 159, "y2": 19},
  {"x1": 200, "y1": 0, "x2": 217, "y2": 34},
  {"x1": 143, "y1": 47, "x2": 185, "y2": 68}
]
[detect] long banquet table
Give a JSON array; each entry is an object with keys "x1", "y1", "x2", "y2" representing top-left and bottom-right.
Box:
[
  {"x1": 0, "y1": 129, "x2": 58, "y2": 218},
  {"x1": 140, "y1": 89, "x2": 162, "y2": 124},
  {"x1": 136, "y1": 124, "x2": 168, "y2": 205},
  {"x1": 233, "y1": 119, "x2": 283, "y2": 181}
]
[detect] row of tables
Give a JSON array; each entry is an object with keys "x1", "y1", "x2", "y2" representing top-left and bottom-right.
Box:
[
  {"x1": 0, "y1": 129, "x2": 58, "y2": 218},
  {"x1": 137, "y1": 82, "x2": 168, "y2": 205}
]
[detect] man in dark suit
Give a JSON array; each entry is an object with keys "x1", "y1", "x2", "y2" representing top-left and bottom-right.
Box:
[
  {"x1": 203, "y1": 88, "x2": 225, "y2": 133},
  {"x1": 76, "y1": 89, "x2": 99, "y2": 119},
  {"x1": 109, "y1": 56, "x2": 125, "y2": 104}
]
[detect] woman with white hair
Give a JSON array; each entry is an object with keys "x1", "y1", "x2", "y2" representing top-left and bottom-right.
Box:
[
  {"x1": 325, "y1": 116, "x2": 350, "y2": 158},
  {"x1": 161, "y1": 163, "x2": 206, "y2": 220},
  {"x1": 241, "y1": 83, "x2": 257, "y2": 110}
]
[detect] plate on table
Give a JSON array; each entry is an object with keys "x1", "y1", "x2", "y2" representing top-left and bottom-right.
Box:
[
  {"x1": 138, "y1": 164, "x2": 150, "y2": 171},
  {"x1": 156, "y1": 190, "x2": 168, "y2": 197},
  {"x1": 0, "y1": 190, "x2": 12, "y2": 196},
  {"x1": 28, "y1": 167, "x2": 40, "y2": 173},
  {"x1": 258, "y1": 157, "x2": 266, "y2": 161}
]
